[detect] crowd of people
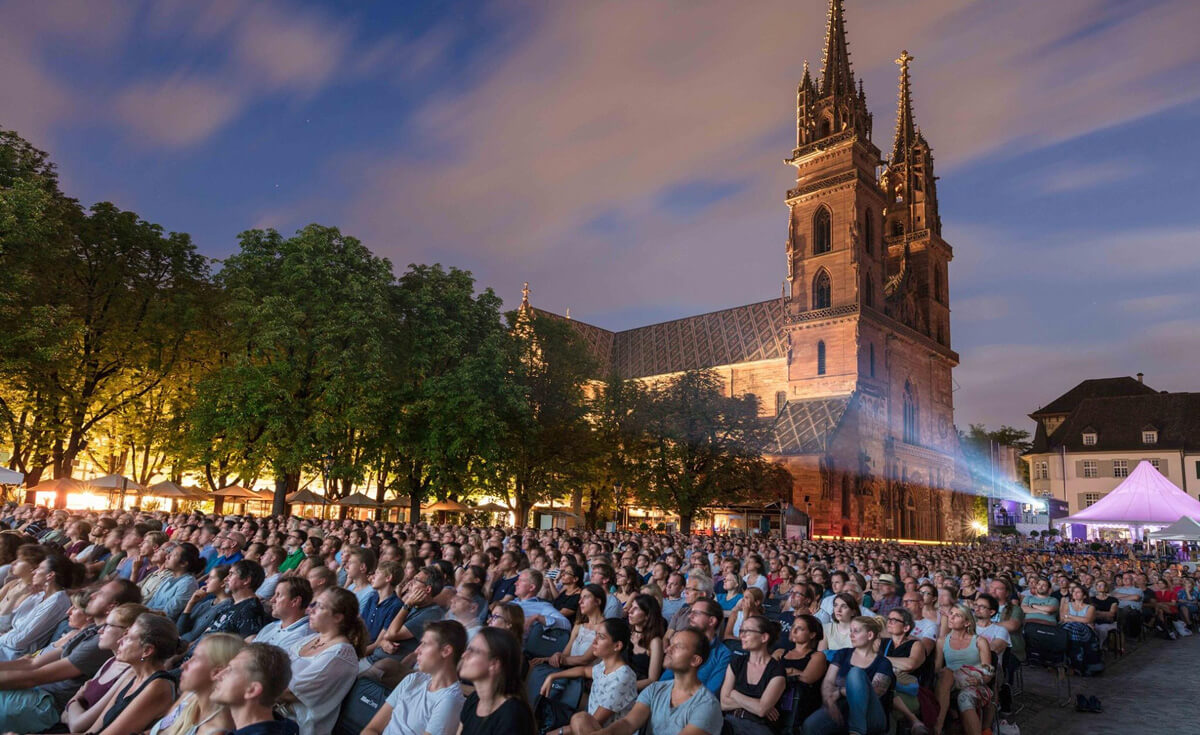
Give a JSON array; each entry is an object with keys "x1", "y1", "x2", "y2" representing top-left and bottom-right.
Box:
[{"x1": 0, "y1": 502, "x2": 1195, "y2": 735}]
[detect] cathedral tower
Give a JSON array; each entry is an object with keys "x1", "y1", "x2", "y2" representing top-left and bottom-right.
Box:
[{"x1": 785, "y1": 0, "x2": 886, "y2": 396}]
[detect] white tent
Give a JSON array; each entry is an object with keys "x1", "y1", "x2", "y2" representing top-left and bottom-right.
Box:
[
  {"x1": 1062, "y1": 460, "x2": 1200, "y2": 526},
  {"x1": 0, "y1": 468, "x2": 23, "y2": 485},
  {"x1": 1148, "y1": 516, "x2": 1200, "y2": 542}
]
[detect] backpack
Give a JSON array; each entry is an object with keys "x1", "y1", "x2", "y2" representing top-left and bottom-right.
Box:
[{"x1": 334, "y1": 676, "x2": 389, "y2": 735}]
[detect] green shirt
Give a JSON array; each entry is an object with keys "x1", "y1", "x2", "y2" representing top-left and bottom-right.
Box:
[{"x1": 278, "y1": 548, "x2": 306, "y2": 573}]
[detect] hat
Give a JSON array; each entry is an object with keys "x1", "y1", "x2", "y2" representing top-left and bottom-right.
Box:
[{"x1": 876, "y1": 573, "x2": 899, "y2": 586}]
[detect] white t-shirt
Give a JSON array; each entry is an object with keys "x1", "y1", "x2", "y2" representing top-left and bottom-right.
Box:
[
  {"x1": 382, "y1": 671, "x2": 466, "y2": 735},
  {"x1": 977, "y1": 623, "x2": 1012, "y2": 648},
  {"x1": 588, "y1": 661, "x2": 637, "y2": 720},
  {"x1": 288, "y1": 635, "x2": 358, "y2": 735},
  {"x1": 913, "y1": 618, "x2": 939, "y2": 640}
]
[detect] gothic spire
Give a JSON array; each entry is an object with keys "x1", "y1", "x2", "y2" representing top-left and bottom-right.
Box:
[
  {"x1": 890, "y1": 50, "x2": 916, "y2": 165},
  {"x1": 819, "y1": 0, "x2": 855, "y2": 98}
]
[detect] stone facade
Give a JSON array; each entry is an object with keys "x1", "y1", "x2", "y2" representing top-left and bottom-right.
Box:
[{"x1": 541, "y1": 0, "x2": 974, "y2": 540}]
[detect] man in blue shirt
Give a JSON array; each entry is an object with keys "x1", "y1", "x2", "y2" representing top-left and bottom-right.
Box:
[
  {"x1": 361, "y1": 561, "x2": 404, "y2": 653},
  {"x1": 659, "y1": 598, "x2": 730, "y2": 694},
  {"x1": 207, "y1": 532, "x2": 246, "y2": 573}
]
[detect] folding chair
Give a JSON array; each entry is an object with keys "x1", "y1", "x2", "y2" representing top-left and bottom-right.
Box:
[{"x1": 1023, "y1": 624, "x2": 1072, "y2": 705}]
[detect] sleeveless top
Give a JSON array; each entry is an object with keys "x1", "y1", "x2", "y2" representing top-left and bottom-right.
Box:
[
  {"x1": 942, "y1": 634, "x2": 980, "y2": 672},
  {"x1": 1068, "y1": 601, "x2": 1091, "y2": 619},
  {"x1": 98, "y1": 670, "x2": 177, "y2": 733},
  {"x1": 630, "y1": 649, "x2": 651, "y2": 680},
  {"x1": 729, "y1": 653, "x2": 786, "y2": 729},
  {"x1": 79, "y1": 658, "x2": 128, "y2": 708},
  {"x1": 779, "y1": 650, "x2": 821, "y2": 723},
  {"x1": 570, "y1": 625, "x2": 598, "y2": 657},
  {"x1": 150, "y1": 692, "x2": 225, "y2": 735}
]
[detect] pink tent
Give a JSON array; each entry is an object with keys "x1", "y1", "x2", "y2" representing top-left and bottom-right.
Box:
[{"x1": 1063, "y1": 460, "x2": 1200, "y2": 525}]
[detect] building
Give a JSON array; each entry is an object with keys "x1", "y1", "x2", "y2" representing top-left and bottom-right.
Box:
[
  {"x1": 1025, "y1": 375, "x2": 1200, "y2": 516},
  {"x1": 535, "y1": 0, "x2": 976, "y2": 540}
]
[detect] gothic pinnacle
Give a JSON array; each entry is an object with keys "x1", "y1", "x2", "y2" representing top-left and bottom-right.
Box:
[{"x1": 891, "y1": 50, "x2": 916, "y2": 165}]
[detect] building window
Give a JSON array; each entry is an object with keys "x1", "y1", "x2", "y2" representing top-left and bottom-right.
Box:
[
  {"x1": 863, "y1": 209, "x2": 874, "y2": 254},
  {"x1": 1082, "y1": 432, "x2": 1097, "y2": 446},
  {"x1": 1113, "y1": 459, "x2": 1128, "y2": 478},
  {"x1": 817, "y1": 341, "x2": 826, "y2": 375},
  {"x1": 1082, "y1": 460, "x2": 1098, "y2": 478},
  {"x1": 1150, "y1": 459, "x2": 1161, "y2": 472},
  {"x1": 903, "y1": 380, "x2": 919, "y2": 444},
  {"x1": 864, "y1": 277, "x2": 874, "y2": 307},
  {"x1": 1142, "y1": 430, "x2": 1158, "y2": 445},
  {"x1": 869, "y1": 343, "x2": 875, "y2": 378},
  {"x1": 813, "y1": 207, "x2": 832, "y2": 255},
  {"x1": 1081, "y1": 492, "x2": 1103, "y2": 508},
  {"x1": 775, "y1": 391, "x2": 787, "y2": 415},
  {"x1": 1034, "y1": 461, "x2": 1048, "y2": 480},
  {"x1": 812, "y1": 270, "x2": 832, "y2": 310}
]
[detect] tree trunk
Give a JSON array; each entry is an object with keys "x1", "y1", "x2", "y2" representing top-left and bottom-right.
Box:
[
  {"x1": 678, "y1": 514, "x2": 693, "y2": 536},
  {"x1": 272, "y1": 470, "x2": 300, "y2": 517}
]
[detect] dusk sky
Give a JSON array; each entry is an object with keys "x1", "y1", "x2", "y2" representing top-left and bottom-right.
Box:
[{"x1": 3, "y1": 0, "x2": 1199, "y2": 434}]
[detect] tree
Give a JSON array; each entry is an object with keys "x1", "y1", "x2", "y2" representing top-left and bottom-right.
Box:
[
  {"x1": 188, "y1": 225, "x2": 394, "y2": 515},
  {"x1": 635, "y1": 369, "x2": 791, "y2": 535},
  {"x1": 584, "y1": 374, "x2": 654, "y2": 528},
  {"x1": 959, "y1": 423, "x2": 1033, "y2": 489},
  {"x1": 479, "y1": 309, "x2": 597, "y2": 527},
  {"x1": 1, "y1": 130, "x2": 211, "y2": 505}
]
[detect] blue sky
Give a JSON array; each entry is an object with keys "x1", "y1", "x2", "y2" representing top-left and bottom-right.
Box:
[{"x1": 3, "y1": 0, "x2": 1199, "y2": 433}]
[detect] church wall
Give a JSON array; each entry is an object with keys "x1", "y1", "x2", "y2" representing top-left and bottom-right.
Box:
[{"x1": 786, "y1": 318, "x2": 859, "y2": 397}]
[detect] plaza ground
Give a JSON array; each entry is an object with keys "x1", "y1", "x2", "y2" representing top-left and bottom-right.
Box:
[{"x1": 1010, "y1": 628, "x2": 1200, "y2": 734}]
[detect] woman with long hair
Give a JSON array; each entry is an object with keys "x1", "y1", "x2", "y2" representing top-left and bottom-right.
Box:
[
  {"x1": 613, "y1": 565, "x2": 641, "y2": 613},
  {"x1": 62, "y1": 602, "x2": 149, "y2": 734},
  {"x1": 725, "y1": 587, "x2": 766, "y2": 641},
  {"x1": 0, "y1": 551, "x2": 78, "y2": 660},
  {"x1": 542, "y1": 584, "x2": 607, "y2": 671},
  {"x1": 883, "y1": 608, "x2": 930, "y2": 735},
  {"x1": 778, "y1": 613, "x2": 827, "y2": 727},
  {"x1": 0, "y1": 543, "x2": 45, "y2": 633},
  {"x1": 720, "y1": 615, "x2": 786, "y2": 735},
  {"x1": 933, "y1": 604, "x2": 992, "y2": 735},
  {"x1": 803, "y1": 616, "x2": 895, "y2": 735},
  {"x1": 626, "y1": 593, "x2": 665, "y2": 690},
  {"x1": 89, "y1": 613, "x2": 182, "y2": 735},
  {"x1": 150, "y1": 632, "x2": 244, "y2": 735},
  {"x1": 818, "y1": 593, "x2": 861, "y2": 652},
  {"x1": 459, "y1": 627, "x2": 535, "y2": 735},
  {"x1": 283, "y1": 587, "x2": 364, "y2": 735},
  {"x1": 539, "y1": 618, "x2": 637, "y2": 735}
]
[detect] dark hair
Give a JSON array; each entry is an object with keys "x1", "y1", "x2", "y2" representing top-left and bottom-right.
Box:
[
  {"x1": 602, "y1": 617, "x2": 634, "y2": 664},
  {"x1": 581, "y1": 583, "x2": 608, "y2": 619},
  {"x1": 425, "y1": 619, "x2": 468, "y2": 662},
  {"x1": 592, "y1": 563, "x2": 614, "y2": 585},
  {"x1": 108, "y1": 578, "x2": 144, "y2": 606},
  {"x1": 744, "y1": 614, "x2": 780, "y2": 647},
  {"x1": 679, "y1": 627, "x2": 711, "y2": 668},
  {"x1": 832, "y1": 592, "x2": 861, "y2": 620},
  {"x1": 419, "y1": 565, "x2": 446, "y2": 597},
  {"x1": 322, "y1": 587, "x2": 369, "y2": 657},
  {"x1": 793, "y1": 613, "x2": 824, "y2": 643},
  {"x1": 474, "y1": 627, "x2": 530, "y2": 707},
  {"x1": 630, "y1": 593, "x2": 667, "y2": 649},
  {"x1": 888, "y1": 607, "x2": 915, "y2": 635},
  {"x1": 177, "y1": 543, "x2": 205, "y2": 575},
  {"x1": 618, "y1": 565, "x2": 641, "y2": 593},
  {"x1": 132, "y1": 612, "x2": 182, "y2": 662},
  {"x1": 42, "y1": 551, "x2": 83, "y2": 589},
  {"x1": 975, "y1": 593, "x2": 999, "y2": 614},
  {"x1": 345, "y1": 546, "x2": 377, "y2": 574},
  {"x1": 241, "y1": 643, "x2": 292, "y2": 706},
  {"x1": 231, "y1": 560, "x2": 266, "y2": 591},
  {"x1": 278, "y1": 576, "x2": 314, "y2": 609}
]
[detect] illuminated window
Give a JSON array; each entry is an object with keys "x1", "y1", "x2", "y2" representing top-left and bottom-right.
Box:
[
  {"x1": 1082, "y1": 432, "x2": 1097, "y2": 446},
  {"x1": 1142, "y1": 430, "x2": 1158, "y2": 445}
]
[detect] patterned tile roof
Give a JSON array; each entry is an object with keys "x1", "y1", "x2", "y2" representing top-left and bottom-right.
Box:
[{"x1": 767, "y1": 396, "x2": 851, "y2": 455}]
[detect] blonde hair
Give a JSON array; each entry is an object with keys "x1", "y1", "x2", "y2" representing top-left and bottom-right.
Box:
[
  {"x1": 111, "y1": 603, "x2": 149, "y2": 628},
  {"x1": 951, "y1": 603, "x2": 978, "y2": 634},
  {"x1": 197, "y1": 632, "x2": 245, "y2": 670},
  {"x1": 851, "y1": 615, "x2": 883, "y2": 640}
]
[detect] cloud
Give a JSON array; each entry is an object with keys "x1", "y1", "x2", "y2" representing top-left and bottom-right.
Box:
[
  {"x1": 1030, "y1": 159, "x2": 1149, "y2": 194},
  {"x1": 1117, "y1": 293, "x2": 1192, "y2": 315},
  {"x1": 113, "y1": 76, "x2": 242, "y2": 147}
]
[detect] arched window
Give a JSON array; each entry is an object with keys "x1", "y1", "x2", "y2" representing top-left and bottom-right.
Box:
[
  {"x1": 903, "y1": 379, "x2": 919, "y2": 444},
  {"x1": 863, "y1": 209, "x2": 874, "y2": 254},
  {"x1": 817, "y1": 341, "x2": 826, "y2": 375},
  {"x1": 813, "y1": 207, "x2": 832, "y2": 255},
  {"x1": 812, "y1": 270, "x2": 831, "y2": 310},
  {"x1": 863, "y1": 277, "x2": 874, "y2": 307},
  {"x1": 869, "y1": 343, "x2": 876, "y2": 378}
]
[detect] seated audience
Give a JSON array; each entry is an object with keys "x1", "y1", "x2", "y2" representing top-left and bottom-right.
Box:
[
  {"x1": 362, "y1": 620, "x2": 468, "y2": 735},
  {"x1": 89, "y1": 612, "x2": 182, "y2": 735},
  {"x1": 282, "y1": 586, "x2": 364, "y2": 735},
  {"x1": 539, "y1": 618, "x2": 638, "y2": 735},
  {"x1": 150, "y1": 632, "x2": 244, "y2": 735},
  {"x1": 458, "y1": 627, "x2": 536, "y2": 735},
  {"x1": 804, "y1": 616, "x2": 894, "y2": 735},
  {"x1": 719, "y1": 615, "x2": 785, "y2": 735}
]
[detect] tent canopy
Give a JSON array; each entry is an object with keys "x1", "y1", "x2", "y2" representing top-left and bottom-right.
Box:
[
  {"x1": 1063, "y1": 461, "x2": 1200, "y2": 525},
  {"x1": 214, "y1": 485, "x2": 261, "y2": 499},
  {"x1": 424, "y1": 499, "x2": 471, "y2": 513},
  {"x1": 286, "y1": 488, "x2": 330, "y2": 505},
  {"x1": 147, "y1": 480, "x2": 195, "y2": 499},
  {"x1": 30, "y1": 477, "x2": 89, "y2": 494},
  {"x1": 89, "y1": 474, "x2": 144, "y2": 491},
  {"x1": 0, "y1": 468, "x2": 23, "y2": 485},
  {"x1": 476, "y1": 502, "x2": 510, "y2": 513},
  {"x1": 1148, "y1": 516, "x2": 1200, "y2": 541},
  {"x1": 338, "y1": 492, "x2": 381, "y2": 507}
]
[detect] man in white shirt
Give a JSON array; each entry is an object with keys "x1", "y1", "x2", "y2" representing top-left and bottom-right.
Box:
[
  {"x1": 972, "y1": 595, "x2": 1011, "y2": 656},
  {"x1": 362, "y1": 620, "x2": 467, "y2": 735},
  {"x1": 900, "y1": 591, "x2": 938, "y2": 655},
  {"x1": 251, "y1": 577, "x2": 312, "y2": 650},
  {"x1": 511, "y1": 569, "x2": 572, "y2": 632}
]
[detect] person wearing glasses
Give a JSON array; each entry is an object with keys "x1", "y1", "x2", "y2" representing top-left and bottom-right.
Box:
[
  {"x1": 901, "y1": 591, "x2": 938, "y2": 656},
  {"x1": 719, "y1": 615, "x2": 785, "y2": 735},
  {"x1": 60, "y1": 602, "x2": 148, "y2": 733},
  {"x1": 661, "y1": 598, "x2": 731, "y2": 695},
  {"x1": 667, "y1": 575, "x2": 712, "y2": 641},
  {"x1": 882, "y1": 608, "x2": 929, "y2": 735}
]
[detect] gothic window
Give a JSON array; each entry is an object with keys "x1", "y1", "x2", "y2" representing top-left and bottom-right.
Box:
[
  {"x1": 933, "y1": 263, "x2": 942, "y2": 303},
  {"x1": 903, "y1": 379, "x2": 919, "y2": 444},
  {"x1": 812, "y1": 270, "x2": 831, "y2": 309},
  {"x1": 817, "y1": 341, "x2": 826, "y2": 375},
  {"x1": 864, "y1": 277, "x2": 874, "y2": 307},
  {"x1": 869, "y1": 343, "x2": 876, "y2": 378},
  {"x1": 863, "y1": 209, "x2": 874, "y2": 254},
  {"x1": 813, "y1": 207, "x2": 832, "y2": 255},
  {"x1": 820, "y1": 117, "x2": 832, "y2": 138},
  {"x1": 775, "y1": 391, "x2": 787, "y2": 415},
  {"x1": 891, "y1": 219, "x2": 904, "y2": 237}
]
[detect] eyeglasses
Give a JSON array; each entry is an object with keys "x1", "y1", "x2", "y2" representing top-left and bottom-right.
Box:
[
  {"x1": 739, "y1": 628, "x2": 766, "y2": 635},
  {"x1": 487, "y1": 613, "x2": 505, "y2": 623},
  {"x1": 100, "y1": 623, "x2": 127, "y2": 632},
  {"x1": 886, "y1": 617, "x2": 905, "y2": 624}
]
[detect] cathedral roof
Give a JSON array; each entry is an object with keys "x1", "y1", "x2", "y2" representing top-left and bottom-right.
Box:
[
  {"x1": 541, "y1": 299, "x2": 787, "y2": 379},
  {"x1": 767, "y1": 396, "x2": 852, "y2": 456}
]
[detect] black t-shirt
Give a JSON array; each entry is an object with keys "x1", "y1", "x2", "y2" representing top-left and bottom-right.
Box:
[
  {"x1": 491, "y1": 575, "x2": 519, "y2": 603},
  {"x1": 460, "y1": 693, "x2": 536, "y2": 735},
  {"x1": 553, "y1": 591, "x2": 580, "y2": 617},
  {"x1": 1090, "y1": 596, "x2": 1118, "y2": 614},
  {"x1": 729, "y1": 653, "x2": 786, "y2": 727}
]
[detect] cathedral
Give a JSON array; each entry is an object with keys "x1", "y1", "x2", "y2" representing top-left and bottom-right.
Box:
[{"x1": 537, "y1": 0, "x2": 974, "y2": 540}]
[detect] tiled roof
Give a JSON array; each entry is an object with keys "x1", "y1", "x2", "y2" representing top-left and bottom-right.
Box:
[
  {"x1": 546, "y1": 299, "x2": 788, "y2": 379},
  {"x1": 1041, "y1": 393, "x2": 1200, "y2": 453},
  {"x1": 1031, "y1": 377, "x2": 1157, "y2": 417},
  {"x1": 767, "y1": 396, "x2": 851, "y2": 455}
]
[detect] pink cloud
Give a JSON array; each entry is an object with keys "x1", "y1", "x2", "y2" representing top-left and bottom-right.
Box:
[{"x1": 113, "y1": 76, "x2": 242, "y2": 147}]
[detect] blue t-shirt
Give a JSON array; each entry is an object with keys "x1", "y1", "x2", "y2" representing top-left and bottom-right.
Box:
[{"x1": 361, "y1": 591, "x2": 403, "y2": 641}]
